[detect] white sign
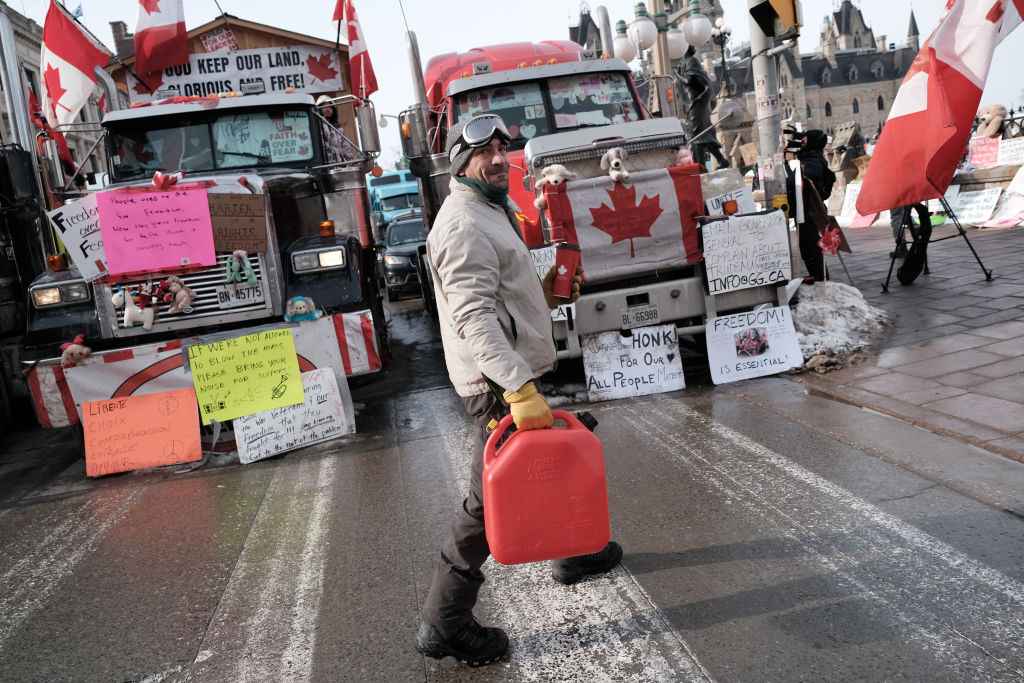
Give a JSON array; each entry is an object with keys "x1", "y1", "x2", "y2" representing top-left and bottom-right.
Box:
[
  {"x1": 46, "y1": 193, "x2": 107, "y2": 282},
  {"x1": 127, "y1": 45, "x2": 346, "y2": 102},
  {"x1": 530, "y1": 244, "x2": 556, "y2": 280},
  {"x1": 952, "y1": 187, "x2": 1003, "y2": 225},
  {"x1": 754, "y1": 74, "x2": 778, "y2": 121},
  {"x1": 999, "y1": 137, "x2": 1024, "y2": 167},
  {"x1": 839, "y1": 182, "x2": 861, "y2": 223},
  {"x1": 707, "y1": 306, "x2": 803, "y2": 384},
  {"x1": 583, "y1": 324, "x2": 685, "y2": 401},
  {"x1": 927, "y1": 184, "x2": 960, "y2": 213},
  {"x1": 702, "y1": 211, "x2": 791, "y2": 295},
  {"x1": 704, "y1": 187, "x2": 756, "y2": 216},
  {"x1": 234, "y1": 368, "x2": 354, "y2": 464}
]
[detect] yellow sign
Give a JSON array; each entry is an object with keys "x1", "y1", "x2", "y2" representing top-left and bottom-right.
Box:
[{"x1": 188, "y1": 328, "x2": 304, "y2": 425}]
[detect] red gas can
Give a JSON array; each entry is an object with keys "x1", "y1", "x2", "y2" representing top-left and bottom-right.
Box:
[{"x1": 483, "y1": 410, "x2": 610, "y2": 565}]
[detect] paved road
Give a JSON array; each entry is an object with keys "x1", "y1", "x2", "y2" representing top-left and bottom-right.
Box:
[{"x1": 0, "y1": 301, "x2": 1022, "y2": 681}]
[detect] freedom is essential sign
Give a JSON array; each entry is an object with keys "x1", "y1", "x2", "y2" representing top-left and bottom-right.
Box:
[{"x1": 127, "y1": 45, "x2": 346, "y2": 102}]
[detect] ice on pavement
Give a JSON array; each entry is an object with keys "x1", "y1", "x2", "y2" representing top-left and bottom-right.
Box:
[{"x1": 791, "y1": 281, "x2": 892, "y2": 370}]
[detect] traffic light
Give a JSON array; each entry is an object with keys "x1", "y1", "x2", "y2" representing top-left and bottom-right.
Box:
[{"x1": 750, "y1": 0, "x2": 801, "y2": 40}]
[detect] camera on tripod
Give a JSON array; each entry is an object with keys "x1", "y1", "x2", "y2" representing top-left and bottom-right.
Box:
[{"x1": 783, "y1": 126, "x2": 806, "y2": 153}]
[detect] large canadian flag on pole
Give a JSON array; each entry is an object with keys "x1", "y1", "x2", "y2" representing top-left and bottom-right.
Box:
[
  {"x1": 335, "y1": 0, "x2": 378, "y2": 97},
  {"x1": 857, "y1": 0, "x2": 1023, "y2": 214},
  {"x1": 40, "y1": 0, "x2": 111, "y2": 128},
  {"x1": 134, "y1": 0, "x2": 188, "y2": 76}
]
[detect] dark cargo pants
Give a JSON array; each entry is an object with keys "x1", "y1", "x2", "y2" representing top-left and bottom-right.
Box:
[{"x1": 421, "y1": 391, "x2": 573, "y2": 633}]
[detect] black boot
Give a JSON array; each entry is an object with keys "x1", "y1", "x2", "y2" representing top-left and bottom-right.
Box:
[
  {"x1": 415, "y1": 618, "x2": 509, "y2": 667},
  {"x1": 551, "y1": 541, "x2": 623, "y2": 585}
]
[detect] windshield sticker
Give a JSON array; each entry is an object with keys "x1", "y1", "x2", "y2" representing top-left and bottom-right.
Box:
[
  {"x1": 576, "y1": 110, "x2": 608, "y2": 126},
  {"x1": 520, "y1": 123, "x2": 537, "y2": 139},
  {"x1": 554, "y1": 113, "x2": 577, "y2": 128},
  {"x1": 524, "y1": 104, "x2": 546, "y2": 120},
  {"x1": 507, "y1": 124, "x2": 520, "y2": 138},
  {"x1": 551, "y1": 96, "x2": 566, "y2": 110}
]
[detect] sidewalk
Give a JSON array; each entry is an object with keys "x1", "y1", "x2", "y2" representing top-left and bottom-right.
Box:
[{"x1": 791, "y1": 218, "x2": 1024, "y2": 463}]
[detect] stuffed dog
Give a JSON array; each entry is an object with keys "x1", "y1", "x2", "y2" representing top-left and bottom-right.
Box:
[
  {"x1": 600, "y1": 147, "x2": 630, "y2": 182},
  {"x1": 533, "y1": 164, "x2": 579, "y2": 210}
]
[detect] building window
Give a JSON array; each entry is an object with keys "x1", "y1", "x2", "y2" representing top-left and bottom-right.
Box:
[
  {"x1": 806, "y1": 104, "x2": 812, "y2": 119},
  {"x1": 781, "y1": 98, "x2": 794, "y2": 119},
  {"x1": 877, "y1": 95, "x2": 884, "y2": 110},
  {"x1": 853, "y1": 99, "x2": 860, "y2": 113},
  {"x1": 821, "y1": 67, "x2": 831, "y2": 85},
  {"x1": 780, "y1": 72, "x2": 788, "y2": 88},
  {"x1": 854, "y1": 35, "x2": 861, "y2": 48},
  {"x1": 846, "y1": 64, "x2": 858, "y2": 82},
  {"x1": 871, "y1": 60, "x2": 884, "y2": 79},
  {"x1": 825, "y1": 102, "x2": 832, "y2": 117}
]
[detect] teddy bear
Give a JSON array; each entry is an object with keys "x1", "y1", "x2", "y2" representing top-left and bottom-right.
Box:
[
  {"x1": 533, "y1": 164, "x2": 579, "y2": 210},
  {"x1": 600, "y1": 147, "x2": 630, "y2": 183},
  {"x1": 284, "y1": 296, "x2": 324, "y2": 322},
  {"x1": 161, "y1": 275, "x2": 197, "y2": 314},
  {"x1": 59, "y1": 334, "x2": 91, "y2": 367},
  {"x1": 976, "y1": 104, "x2": 1007, "y2": 138}
]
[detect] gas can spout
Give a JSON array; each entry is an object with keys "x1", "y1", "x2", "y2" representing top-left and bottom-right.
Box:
[{"x1": 576, "y1": 411, "x2": 598, "y2": 432}]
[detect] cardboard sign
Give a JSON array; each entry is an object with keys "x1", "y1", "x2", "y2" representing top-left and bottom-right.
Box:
[
  {"x1": 707, "y1": 306, "x2": 803, "y2": 384},
  {"x1": 969, "y1": 136, "x2": 1000, "y2": 169},
  {"x1": 999, "y1": 137, "x2": 1024, "y2": 167},
  {"x1": 952, "y1": 187, "x2": 1003, "y2": 225},
  {"x1": 701, "y1": 210, "x2": 791, "y2": 295},
  {"x1": 126, "y1": 45, "x2": 346, "y2": 103},
  {"x1": 740, "y1": 143, "x2": 759, "y2": 166},
  {"x1": 583, "y1": 324, "x2": 685, "y2": 401},
  {"x1": 188, "y1": 328, "x2": 304, "y2": 425},
  {"x1": 208, "y1": 193, "x2": 268, "y2": 253},
  {"x1": 200, "y1": 25, "x2": 238, "y2": 53},
  {"x1": 234, "y1": 368, "x2": 354, "y2": 464},
  {"x1": 98, "y1": 188, "x2": 217, "y2": 275},
  {"x1": 839, "y1": 182, "x2": 861, "y2": 224},
  {"x1": 82, "y1": 388, "x2": 202, "y2": 477},
  {"x1": 46, "y1": 193, "x2": 107, "y2": 282},
  {"x1": 927, "y1": 184, "x2": 960, "y2": 213}
]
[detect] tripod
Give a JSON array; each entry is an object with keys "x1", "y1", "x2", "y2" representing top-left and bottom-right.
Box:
[{"x1": 881, "y1": 197, "x2": 993, "y2": 293}]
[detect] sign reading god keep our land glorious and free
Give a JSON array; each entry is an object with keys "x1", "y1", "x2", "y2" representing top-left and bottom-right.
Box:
[
  {"x1": 707, "y1": 306, "x2": 803, "y2": 384},
  {"x1": 582, "y1": 324, "x2": 685, "y2": 401},
  {"x1": 97, "y1": 188, "x2": 217, "y2": 275},
  {"x1": 234, "y1": 368, "x2": 354, "y2": 464},
  {"x1": 126, "y1": 45, "x2": 346, "y2": 102},
  {"x1": 188, "y1": 329, "x2": 304, "y2": 425},
  {"x1": 702, "y1": 211, "x2": 790, "y2": 295},
  {"x1": 82, "y1": 388, "x2": 202, "y2": 477}
]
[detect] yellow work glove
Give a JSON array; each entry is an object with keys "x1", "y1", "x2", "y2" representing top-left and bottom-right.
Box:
[
  {"x1": 540, "y1": 265, "x2": 583, "y2": 309},
  {"x1": 503, "y1": 381, "x2": 554, "y2": 431}
]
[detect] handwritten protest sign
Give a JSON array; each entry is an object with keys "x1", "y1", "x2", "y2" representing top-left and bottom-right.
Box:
[
  {"x1": 188, "y1": 328, "x2": 303, "y2": 425},
  {"x1": 926, "y1": 184, "x2": 960, "y2": 213},
  {"x1": 208, "y1": 193, "x2": 267, "y2": 253},
  {"x1": 82, "y1": 388, "x2": 202, "y2": 477},
  {"x1": 127, "y1": 45, "x2": 346, "y2": 103},
  {"x1": 46, "y1": 193, "x2": 107, "y2": 282},
  {"x1": 583, "y1": 324, "x2": 685, "y2": 401},
  {"x1": 707, "y1": 306, "x2": 803, "y2": 384},
  {"x1": 704, "y1": 186, "x2": 756, "y2": 216},
  {"x1": 951, "y1": 188, "x2": 1003, "y2": 225},
  {"x1": 969, "y1": 136, "x2": 1000, "y2": 169},
  {"x1": 999, "y1": 137, "x2": 1024, "y2": 167},
  {"x1": 234, "y1": 368, "x2": 353, "y2": 464},
  {"x1": 98, "y1": 188, "x2": 216, "y2": 275},
  {"x1": 701, "y1": 211, "x2": 790, "y2": 295}
]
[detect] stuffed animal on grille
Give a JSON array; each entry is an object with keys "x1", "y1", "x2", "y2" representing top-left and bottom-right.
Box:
[
  {"x1": 600, "y1": 147, "x2": 630, "y2": 183},
  {"x1": 161, "y1": 275, "x2": 197, "y2": 314},
  {"x1": 112, "y1": 286, "x2": 156, "y2": 331},
  {"x1": 533, "y1": 164, "x2": 579, "y2": 210},
  {"x1": 284, "y1": 296, "x2": 324, "y2": 322},
  {"x1": 60, "y1": 334, "x2": 91, "y2": 367},
  {"x1": 226, "y1": 250, "x2": 257, "y2": 286}
]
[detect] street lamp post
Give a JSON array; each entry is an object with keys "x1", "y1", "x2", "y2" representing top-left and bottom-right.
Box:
[{"x1": 711, "y1": 17, "x2": 732, "y2": 96}]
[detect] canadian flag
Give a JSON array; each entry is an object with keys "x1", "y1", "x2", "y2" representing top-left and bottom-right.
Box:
[
  {"x1": 857, "y1": 0, "x2": 1023, "y2": 214},
  {"x1": 335, "y1": 0, "x2": 378, "y2": 97},
  {"x1": 542, "y1": 166, "x2": 704, "y2": 285},
  {"x1": 134, "y1": 0, "x2": 188, "y2": 77},
  {"x1": 40, "y1": 0, "x2": 110, "y2": 128}
]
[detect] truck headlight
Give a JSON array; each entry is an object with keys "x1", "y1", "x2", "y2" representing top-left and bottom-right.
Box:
[
  {"x1": 384, "y1": 254, "x2": 407, "y2": 266},
  {"x1": 31, "y1": 282, "x2": 91, "y2": 308},
  {"x1": 292, "y1": 248, "x2": 347, "y2": 273}
]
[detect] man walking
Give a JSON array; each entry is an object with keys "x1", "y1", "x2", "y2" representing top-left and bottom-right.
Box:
[{"x1": 415, "y1": 114, "x2": 622, "y2": 667}]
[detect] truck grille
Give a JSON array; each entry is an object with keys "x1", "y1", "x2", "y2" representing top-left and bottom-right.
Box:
[
  {"x1": 105, "y1": 252, "x2": 273, "y2": 336},
  {"x1": 531, "y1": 135, "x2": 686, "y2": 182}
]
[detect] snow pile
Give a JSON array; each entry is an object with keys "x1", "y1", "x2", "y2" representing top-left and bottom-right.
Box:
[
  {"x1": 790, "y1": 281, "x2": 892, "y2": 372},
  {"x1": 546, "y1": 382, "x2": 589, "y2": 407}
]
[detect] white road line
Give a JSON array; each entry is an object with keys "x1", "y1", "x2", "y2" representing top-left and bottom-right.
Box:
[
  {"x1": 187, "y1": 456, "x2": 336, "y2": 682},
  {"x1": 624, "y1": 399, "x2": 1024, "y2": 679},
  {"x1": 426, "y1": 420, "x2": 712, "y2": 682},
  {"x1": 0, "y1": 488, "x2": 143, "y2": 650}
]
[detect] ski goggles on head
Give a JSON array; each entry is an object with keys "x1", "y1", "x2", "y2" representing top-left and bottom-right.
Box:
[{"x1": 449, "y1": 114, "x2": 512, "y2": 160}]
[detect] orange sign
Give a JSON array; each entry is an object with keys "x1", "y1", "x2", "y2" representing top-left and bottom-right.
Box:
[{"x1": 82, "y1": 388, "x2": 202, "y2": 477}]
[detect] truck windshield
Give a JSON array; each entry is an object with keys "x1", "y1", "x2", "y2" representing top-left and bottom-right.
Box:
[
  {"x1": 452, "y1": 72, "x2": 641, "y2": 150},
  {"x1": 381, "y1": 193, "x2": 422, "y2": 212},
  {"x1": 108, "y1": 107, "x2": 315, "y2": 181}
]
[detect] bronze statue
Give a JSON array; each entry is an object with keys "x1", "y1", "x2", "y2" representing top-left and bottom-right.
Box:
[{"x1": 676, "y1": 46, "x2": 730, "y2": 169}]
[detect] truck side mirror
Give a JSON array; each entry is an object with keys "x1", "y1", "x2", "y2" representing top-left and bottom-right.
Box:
[{"x1": 355, "y1": 102, "x2": 381, "y2": 155}]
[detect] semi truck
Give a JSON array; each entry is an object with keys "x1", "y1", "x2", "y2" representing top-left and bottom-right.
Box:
[
  {"x1": 1, "y1": 28, "x2": 388, "y2": 429},
  {"x1": 399, "y1": 35, "x2": 780, "y2": 359}
]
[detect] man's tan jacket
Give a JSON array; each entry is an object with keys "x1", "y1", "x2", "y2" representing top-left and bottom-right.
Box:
[{"x1": 427, "y1": 180, "x2": 556, "y2": 398}]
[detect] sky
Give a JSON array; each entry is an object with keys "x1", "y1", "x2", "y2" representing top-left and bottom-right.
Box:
[{"x1": 14, "y1": 0, "x2": 1024, "y2": 167}]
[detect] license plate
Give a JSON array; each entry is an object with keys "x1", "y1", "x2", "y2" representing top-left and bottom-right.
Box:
[
  {"x1": 215, "y1": 283, "x2": 265, "y2": 309},
  {"x1": 620, "y1": 303, "x2": 659, "y2": 329}
]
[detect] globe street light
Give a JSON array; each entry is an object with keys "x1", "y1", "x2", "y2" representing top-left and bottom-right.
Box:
[
  {"x1": 711, "y1": 17, "x2": 732, "y2": 95},
  {"x1": 682, "y1": 0, "x2": 712, "y2": 48}
]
